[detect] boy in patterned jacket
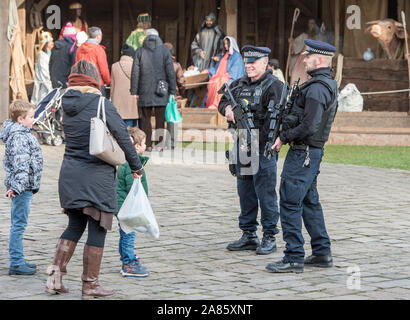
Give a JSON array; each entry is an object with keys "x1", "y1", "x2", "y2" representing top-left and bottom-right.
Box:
[{"x1": 0, "y1": 100, "x2": 43, "y2": 275}]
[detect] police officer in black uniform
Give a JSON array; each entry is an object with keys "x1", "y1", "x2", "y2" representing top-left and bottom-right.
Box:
[
  {"x1": 266, "y1": 40, "x2": 338, "y2": 273},
  {"x1": 218, "y1": 46, "x2": 284, "y2": 255}
]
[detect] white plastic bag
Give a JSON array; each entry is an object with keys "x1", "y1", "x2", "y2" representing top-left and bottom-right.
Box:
[{"x1": 117, "y1": 179, "x2": 159, "y2": 239}]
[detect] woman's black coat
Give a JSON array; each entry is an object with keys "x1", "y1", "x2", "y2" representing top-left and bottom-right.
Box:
[{"x1": 59, "y1": 89, "x2": 142, "y2": 213}]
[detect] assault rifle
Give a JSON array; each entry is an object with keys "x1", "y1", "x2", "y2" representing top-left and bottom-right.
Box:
[
  {"x1": 218, "y1": 83, "x2": 256, "y2": 151},
  {"x1": 263, "y1": 79, "x2": 300, "y2": 160}
]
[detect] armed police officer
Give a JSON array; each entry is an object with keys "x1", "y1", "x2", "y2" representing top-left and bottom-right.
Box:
[
  {"x1": 266, "y1": 40, "x2": 338, "y2": 273},
  {"x1": 218, "y1": 46, "x2": 284, "y2": 255}
]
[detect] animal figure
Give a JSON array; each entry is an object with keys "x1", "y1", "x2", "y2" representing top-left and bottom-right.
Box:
[{"x1": 365, "y1": 19, "x2": 405, "y2": 59}]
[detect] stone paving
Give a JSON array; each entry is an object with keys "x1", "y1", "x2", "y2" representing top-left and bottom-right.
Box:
[{"x1": 0, "y1": 143, "x2": 410, "y2": 300}]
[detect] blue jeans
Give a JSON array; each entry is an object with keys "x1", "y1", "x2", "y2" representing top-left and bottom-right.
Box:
[
  {"x1": 279, "y1": 147, "x2": 331, "y2": 263},
  {"x1": 9, "y1": 191, "x2": 33, "y2": 266},
  {"x1": 118, "y1": 224, "x2": 137, "y2": 265},
  {"x1": 236, "y1": 152, "x2": 280, "y2": 235}
]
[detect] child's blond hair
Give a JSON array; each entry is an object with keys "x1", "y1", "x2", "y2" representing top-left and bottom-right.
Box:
[
  {"x1": 127, "y1": 126, "x2": 146, "y2": 146},
  {"x1": 8, "y1": 100, "x2": 35, "y2": 122}
]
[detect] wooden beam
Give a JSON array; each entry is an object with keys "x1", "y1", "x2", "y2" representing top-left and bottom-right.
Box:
[
  {"x1": 0, "y1": 0, "x2": 10, "y2": 121},
  {"x1": 225, "y1": 0, "x2": 238, "y2": 40},
  {"x1": 113, "y1": 0, "x2": 120, "y2": 62}
]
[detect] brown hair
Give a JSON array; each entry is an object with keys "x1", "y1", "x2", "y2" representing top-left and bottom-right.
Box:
[
  {"x1": 127, "y1": 126, "x2": 146, "y2": 146},
  {"x1": 8, "y1": 100, "x2": 35, "y2": 122},
  {"x1": 70, "y1": 59, "x2": 101, "y2": 84}
]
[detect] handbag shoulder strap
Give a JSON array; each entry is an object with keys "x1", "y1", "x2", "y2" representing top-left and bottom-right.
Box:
[
  {"x1": 119, "y1": 61, "x2": 131, "y2": 80},
  {"x1": 97, "y1": 96, "x2": 107, "y2": 123}
]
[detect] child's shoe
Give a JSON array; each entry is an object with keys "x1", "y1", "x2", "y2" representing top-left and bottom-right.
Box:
[
  {"x1": 9, "y1": 264, "x2": 36, "y2": 275},
  {"x1": 25, "y1": 261, "x2": 37, "y2": 269},
  {"x1": 121, "y1": 259, "x2": 149, "y2": 277}
]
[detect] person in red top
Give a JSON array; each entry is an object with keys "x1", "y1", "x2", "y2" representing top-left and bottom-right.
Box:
[{"x1": 75, "y1": 26, "x2": 110, "y2": 96}]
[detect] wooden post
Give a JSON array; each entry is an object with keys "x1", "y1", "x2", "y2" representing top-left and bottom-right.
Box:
[
  {"x1": 113, "y1": 0, "x2": 120, "y2": 62},
  {"x1": 335, "y1": 0, "x2": 340, "y2": 55},
  {"x1": 178, "y1": 0, "x2": 186, "y2": 63},
  {"x1": 146, "y1": 0, "x2": 153, "y2": 18},
  {"x1": 278, "y1": 0, "x2": 285, "y2": 68},
  {"x1": 182, "y1": 1, "x2": 193, "y2": 68},
  {"x1": 0, "y1": 0, "x2": 10, "y2": 122},
  {"x1": 401, "y1": 11, "x2": 410, "y2": 113},
  {"x1": 225, "y1": 0, "x2": 238, "y2": 40}
]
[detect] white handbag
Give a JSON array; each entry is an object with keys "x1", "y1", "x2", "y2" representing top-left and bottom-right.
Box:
[{"x1": 89, "y1": 97, "x2": 126, "y2": 166}]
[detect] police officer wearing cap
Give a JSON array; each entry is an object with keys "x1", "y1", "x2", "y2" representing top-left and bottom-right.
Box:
[
  {"x1": 266, "y1": 39, "x2": 338, "y2": 273},
  {"x1": 218, "y1": 45, "x2": 284, "y2": 255}
]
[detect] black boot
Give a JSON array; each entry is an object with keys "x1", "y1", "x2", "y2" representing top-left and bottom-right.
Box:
[
  {"x1": 256, "y1": 233, "x2": 277, "y2": 255},
  {"x1": 226, "y1": 231, "x2": 259, "y2": 251},
  {"x1": 266, "y1": 259, "x2": 304, "y2": 274},
  {"x1": 304, "y1": 253, "x2": 333, "y2": 268}
]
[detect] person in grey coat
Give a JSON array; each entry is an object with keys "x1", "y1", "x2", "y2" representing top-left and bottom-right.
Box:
[
  {"x1": 45, "y1": 60, "x2": 143, "y2": 299},
  {"x1": 130, "y1": 29, "x2": 176, "y2": 151}
]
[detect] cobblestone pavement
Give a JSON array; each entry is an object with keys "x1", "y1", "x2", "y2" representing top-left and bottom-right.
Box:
[{"x1": 1, "y1": 144, "x2": 410, "y2": 300}]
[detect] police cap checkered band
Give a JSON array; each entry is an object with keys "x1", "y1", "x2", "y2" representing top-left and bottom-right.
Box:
[
  {"x1": 242, "y1": 45, "x2": 270, "y2": 62},
  {"x1": 302, "y1": 39, "x2": 336, "y2": 56}
]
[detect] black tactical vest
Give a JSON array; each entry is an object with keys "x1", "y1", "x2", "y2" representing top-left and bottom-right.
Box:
[
  {"x1": 292, "y1": 74, "x2": 338, "y2": 148},
  {"x1": 235, "y1": 76, "x2": 274, "y2": 129}
]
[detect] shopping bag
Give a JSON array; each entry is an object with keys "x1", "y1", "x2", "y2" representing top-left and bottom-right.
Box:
[
  {"x1": 117, "y1": 178, "x2": 160, "y2": 239},
  {"x1": 165, "y1": 95, "x2": 183, "y2": 123}
]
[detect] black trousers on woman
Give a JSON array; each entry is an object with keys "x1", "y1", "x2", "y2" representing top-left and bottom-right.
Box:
[{"x1": 60, "y1": 210, "x2": 107, "y2": 248}]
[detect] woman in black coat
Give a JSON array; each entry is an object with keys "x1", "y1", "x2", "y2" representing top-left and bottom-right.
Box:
[
  {"x1": 130, "y1": 30, "x2": 176, "y2": 151},
  {"x1": 45, "y1": 60, "x2": 143, "y2": 299}
]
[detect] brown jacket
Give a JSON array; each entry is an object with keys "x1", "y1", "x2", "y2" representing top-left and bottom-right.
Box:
[
  {"x1": 110, "y1": 55, "x2": 139, "y2": 119},
  {"x1": 172, "y1": 56, "x2": 186, "y2": 108}
]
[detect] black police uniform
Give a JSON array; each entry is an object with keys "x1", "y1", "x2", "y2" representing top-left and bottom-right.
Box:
[
  {"x1": 267, "y1": 40, "x2": 338, "y2": 273},
  {"x1": 218, "y1": 46, "x2": 284, "y2": 255}
]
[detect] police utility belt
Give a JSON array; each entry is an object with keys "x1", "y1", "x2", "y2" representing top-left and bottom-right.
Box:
[
  {"x1": 289, "y1": 141, "x2": 309, "y2": 151},
  {"x1": 289, "y1": 142, "x2": 312, "y2": 168}
]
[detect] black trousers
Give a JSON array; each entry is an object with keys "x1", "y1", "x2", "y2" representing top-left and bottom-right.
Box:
[
  {"x1": 140, "y1": 106, "x2": 166, "y2": 148},
  {"x1": 60, "y1": 210, "x2": 107, "y2": 248}
]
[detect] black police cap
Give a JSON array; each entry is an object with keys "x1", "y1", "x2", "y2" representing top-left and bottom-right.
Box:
[{"x1": 303, "y1": 39, "x2": 336, "y2": 56}]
